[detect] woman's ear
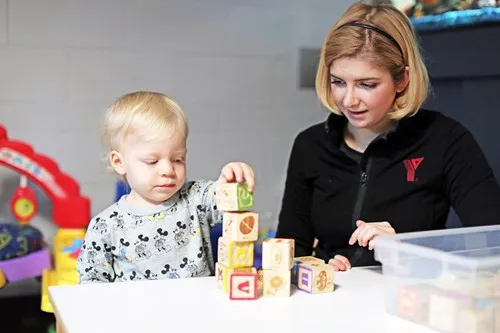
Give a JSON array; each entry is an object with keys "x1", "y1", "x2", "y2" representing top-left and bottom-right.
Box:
[
  {"x1": 396, "y1": 66, "x2": 410, "y2": 93},
  {"x1": 110, "y1": 150, "x2": 126, "y2": 176}
]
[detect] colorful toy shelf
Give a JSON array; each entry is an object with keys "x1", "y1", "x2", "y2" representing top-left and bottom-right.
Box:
[
  {"x1": 0, "y1": 124, "x2": 90, "y2": 313},
  {"x1": 0, "y1": 125, "x2": 90, "y2": 229}
]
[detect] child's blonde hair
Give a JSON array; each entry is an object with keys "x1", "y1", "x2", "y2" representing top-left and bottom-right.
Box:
[
  {"x1": 101, "y1": 91, "x2": 188, "y2": 168},
  {"x1": 315, "y1": 2, "x2": 430, "y2": 120}
]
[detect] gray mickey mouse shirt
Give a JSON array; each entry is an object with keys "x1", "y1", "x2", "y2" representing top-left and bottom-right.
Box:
[{"x1": 77, "y1": 180, "x2": 222, "y2": 284}]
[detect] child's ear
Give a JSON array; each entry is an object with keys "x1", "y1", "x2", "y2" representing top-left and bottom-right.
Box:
[{"x1": 110, "y1": 150, "x2": 126, "y2": 176}]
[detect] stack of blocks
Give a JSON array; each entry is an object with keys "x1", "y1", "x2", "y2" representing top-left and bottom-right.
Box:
[
  {"x1": 261, "y1": 238, "x2": 295, "y2": 297},
  {"x1": 214, "y1": 182, "x2": 259, "y2": 300}
]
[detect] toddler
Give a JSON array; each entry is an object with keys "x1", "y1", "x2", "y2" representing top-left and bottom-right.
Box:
[{"x1": 77, "y1": 91, "x2": 255, "y2": 283}]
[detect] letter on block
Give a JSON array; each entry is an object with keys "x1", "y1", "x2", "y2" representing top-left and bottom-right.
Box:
[
  {"x1": 217, "y1": 237, "x2": 254, "y2": 268},
  {"x1": 262, "y1": 269, "x2": 291, "y2": 297},
  {"x1": 216, "y1": 182, "x2": 254, "y2": 211},
  {"x1": 223, "y1": 211, "x2": 259, "y2": 242},
  {"x1": 292, "y1": 256, "x2": 325, "y2": 285},
  {"x1": 215, "y1": 262, "x2": 256, "y2": 293},
  {"x1": 229, "y1": 273, "x2": 258, "y2": 300},
  {"x1": 262, "y1": 238, "x2": 294, "y2": 270},
  {"x1": 296, "y1": 262, "x2": 334, "y2": 294}
]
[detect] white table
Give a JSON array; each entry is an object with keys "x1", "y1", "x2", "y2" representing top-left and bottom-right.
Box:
[{"x1": 49, "y1": 266, "x2": 437, "y2": 333}]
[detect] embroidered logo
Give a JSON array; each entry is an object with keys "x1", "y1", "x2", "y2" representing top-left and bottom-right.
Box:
[{"x1": 403, "y1": 157, "x2": 424, "y2": 182}]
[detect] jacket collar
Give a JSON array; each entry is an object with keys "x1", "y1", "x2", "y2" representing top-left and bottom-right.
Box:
[{"x1": 323, "y1": 112, "x2": 404, "y2": 147}]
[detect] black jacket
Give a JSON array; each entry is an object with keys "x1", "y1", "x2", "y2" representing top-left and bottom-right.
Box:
[{"x1": 276, "y1": 109, "x2": 500, "y2": 266}]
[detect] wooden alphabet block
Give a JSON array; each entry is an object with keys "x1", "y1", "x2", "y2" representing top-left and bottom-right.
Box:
[
  {"x1": 215, "y1": 182, "x2": 254, "y2": 211},
  {"x1": 229, "y1": 273, "x2": 258, "y2": 300},
  {"x1": 296, "y1": 262, "x2": 334, "y2": 294},
  {"x1": 438, "y1": 271, "x2": 500, "y2": 297},
  {"x1": 428, "y1": 290, "x2": 472, "y2": 332},
  {"x1": 292, "y1": 256, "x2": 325, "y2": 285},
  {"x1": 257, "y1": 269, "x2": 263, "y2": 295},
  {"x1": 262, "y1": 269, "x2": 291, "y2": 297},
  {"x1": 294, "y1": 256, "x2": 325, "y2": 264},
  {"x1": 397, "y1": 284, "x2": 432, "y2": 324},
  {"x1": 215, "y1": 262, "x2": 256, "y2": 293},
  {"x1": 222, "y1": 211, "x2": 259, "y2": 242},
  {"x1": 262, "y1": 238, "x2": 294, "y2": 270},
  {"x1": 458, "y1": 307, "x2": 494, "y2": 333},
  {"x1": 217, "y1": 237, "x2": 254, "y2": 268}
]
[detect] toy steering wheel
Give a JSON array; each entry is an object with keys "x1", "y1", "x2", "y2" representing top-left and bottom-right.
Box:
[{"x1": 10, "y1": 175, "x2": 37, "y2": 224}]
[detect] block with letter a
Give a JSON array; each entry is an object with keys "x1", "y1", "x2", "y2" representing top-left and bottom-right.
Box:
[{"x1": 229, "y1": 273, "x2": 258, "y2": 300}]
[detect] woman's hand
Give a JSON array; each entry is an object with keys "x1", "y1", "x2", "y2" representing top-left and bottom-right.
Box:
[
  {"x1": 349, "y1": 220, "x2": 395, "y2": 250},
  {"x1": 328, "y1": 254, "x2": 351, "y2": 272}
]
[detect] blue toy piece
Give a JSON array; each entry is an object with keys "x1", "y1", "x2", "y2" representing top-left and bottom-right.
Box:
[
  {"x1": 0, "y1": 223, "x2": 43, "y2": 260},
  {"x1": 210, "y1": 223, "x2": 223, "y2": 264},
  {"x1": 115, "y1": 181, "x2": 131, "y2": 202}
]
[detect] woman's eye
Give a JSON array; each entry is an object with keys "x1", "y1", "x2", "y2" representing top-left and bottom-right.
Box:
[
  {"x1": 331, "y1": 79, "x2": 345, "y2": 86},
  {"x1": 361, "y1": 83, "x2": 378, "y2": 89},
  {"x1": 144, "y1": 160, "x2": 158, "y2": 165}
]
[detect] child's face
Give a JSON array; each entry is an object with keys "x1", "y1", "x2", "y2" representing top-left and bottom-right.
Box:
[{"x1": 112, "y1": 127, "x2": 187, "y2": 206}]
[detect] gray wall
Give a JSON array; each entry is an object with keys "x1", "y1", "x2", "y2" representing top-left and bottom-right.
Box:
[{"x1": 0, "y1": 0, "x2": 357, "y2": 296}]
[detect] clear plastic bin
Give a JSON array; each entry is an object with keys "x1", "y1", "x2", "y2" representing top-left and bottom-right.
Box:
[{"x1": 374, "y1": 225, "x2": 500, "y2": 333}]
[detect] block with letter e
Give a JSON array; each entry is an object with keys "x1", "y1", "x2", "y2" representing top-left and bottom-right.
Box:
[
  {"x1": 292, "y1": 256, "x2": 324, "y2": 285},
  {"x1": 296, "y1": 262, "x2": 334, "y2": 294}
]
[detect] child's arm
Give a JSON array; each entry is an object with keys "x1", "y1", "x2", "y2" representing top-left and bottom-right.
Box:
[
  {"x1": 200, "y1": 181, "x2": 223, "y2": 228},
  {"x1": 77, "y1": 216, "x2": 116, "y2": 284}
]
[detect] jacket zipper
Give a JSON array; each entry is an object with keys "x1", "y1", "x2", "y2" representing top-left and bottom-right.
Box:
[
  {"x1": 352, "y1": 157, "x2": 372, "y2": 227},
  {"x1": 349, "y1": 156, "x2": 372, "y2": 265}
]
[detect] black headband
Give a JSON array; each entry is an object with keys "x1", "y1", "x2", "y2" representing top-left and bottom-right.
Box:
[{"x1": 337, "y1": 22, "x2": 404, "y2": 60}]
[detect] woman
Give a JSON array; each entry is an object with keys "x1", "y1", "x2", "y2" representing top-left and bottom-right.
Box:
[{"x1": 276, "y1": 1, "x2": 500, "y2": 271}]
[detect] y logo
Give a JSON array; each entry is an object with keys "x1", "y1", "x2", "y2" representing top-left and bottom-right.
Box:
[{"x1": 403, "y1": 157, "x2": 424, "y2": 182}]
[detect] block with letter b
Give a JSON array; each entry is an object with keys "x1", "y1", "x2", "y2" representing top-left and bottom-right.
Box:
[
  {"x1": 222, "y1": 211, "x2": 259, "y2": 242},
  {"x1": 296, "y1": 262, "x2": 334, "y2": 294},
  {"x1": 229, "y1": 273, "x2": 258, "y2": 300},
  {"x1": 262, "y1": 238, "x2": 295, "y2": 270},
  {"x1": 217, "y1": 237, "x2": 254, "y2": 268},
  {"x1": 215, "y1": 182, "x2": 254, "y2": 211}
]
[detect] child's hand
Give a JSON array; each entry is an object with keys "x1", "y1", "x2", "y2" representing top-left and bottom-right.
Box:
[{"x1": 218, "y1": 162, "x2": 255, "y2": 192}]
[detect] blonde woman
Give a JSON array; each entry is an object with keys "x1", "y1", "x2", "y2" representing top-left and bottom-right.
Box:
[{"x1": 276, "y1": 2, "x2": 500, "y2": 270}]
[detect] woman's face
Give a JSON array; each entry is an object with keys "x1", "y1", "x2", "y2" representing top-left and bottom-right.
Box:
[{"x1": 329, "y1": 56, "x2": 406, "y2": 131}]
